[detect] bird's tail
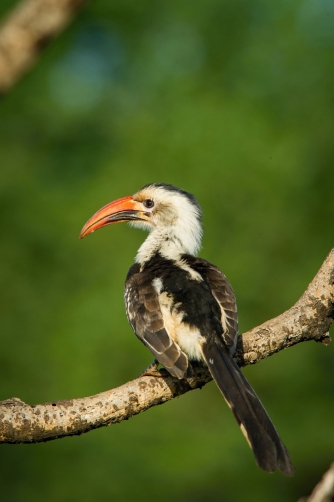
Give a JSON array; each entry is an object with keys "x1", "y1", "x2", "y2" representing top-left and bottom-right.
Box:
[{"x1": 201, "y1": 340, "x2": 294, "y2": 476}]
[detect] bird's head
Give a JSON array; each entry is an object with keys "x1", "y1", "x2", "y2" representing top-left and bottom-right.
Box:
[{"x1": 80, "y1": 183, "x2": 203, "y2": 262}]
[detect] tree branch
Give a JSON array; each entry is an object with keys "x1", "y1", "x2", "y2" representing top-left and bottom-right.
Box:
[
  {"x1": 1, "y1": 249, "x2": 333, "y2": 444},
  {"x1": 0, "y1": 0, "x2": 88, "y2": 96},
  {"x1": 299, "y1": 463, "x2": 334, "y2": 502}
]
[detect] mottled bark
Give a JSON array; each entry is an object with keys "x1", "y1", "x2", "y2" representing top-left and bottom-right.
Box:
[
  {"x1": 0, "y1": 0, "x2": 88, "y2": 95},
  {"x1": 0, "y1": 249, "x2": 333, "y2": 444}
]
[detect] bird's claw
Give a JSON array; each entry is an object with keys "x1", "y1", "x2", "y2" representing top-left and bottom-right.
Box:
[{"x1": 137, "y1": 359, "x2": 164, "y2": 378}]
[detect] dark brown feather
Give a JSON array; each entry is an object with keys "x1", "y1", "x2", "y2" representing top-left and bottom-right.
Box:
[
  {"x1": 182, "y1": 256, "x2": 239, "y2": 355},
  {"x1": 202, "y1": 340, "x2": 294, "y2": 475},
  {"x1": 125, "y1": 263, "x2": 190, "y2": 378},
  {"x1": 124, "y1": 257, "x2": 294, "y2": 475}
]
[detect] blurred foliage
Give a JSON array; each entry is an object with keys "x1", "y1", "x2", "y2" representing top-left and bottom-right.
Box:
[{"x1": 0, "y1": 0, "x2": 334, "y2": 500}]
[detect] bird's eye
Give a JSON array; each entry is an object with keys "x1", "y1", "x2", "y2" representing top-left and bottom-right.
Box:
[{"x1": 143, "y1": 199, "x2": 154, "y2": 209}]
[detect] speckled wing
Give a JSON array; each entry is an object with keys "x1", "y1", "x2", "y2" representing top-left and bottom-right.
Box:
[
  {"x1": 184, "y1": 257, "x2": 238, "y2": 355},
  {"x1": 124, "y1": 264, "x2": 191, "y2": 379}
]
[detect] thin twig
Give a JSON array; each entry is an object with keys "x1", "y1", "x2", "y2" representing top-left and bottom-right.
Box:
[{"x1": 299, "y1": 462, "x2": 334, "y2": 502}]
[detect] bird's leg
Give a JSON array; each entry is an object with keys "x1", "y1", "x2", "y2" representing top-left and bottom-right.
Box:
[{"x1": 138, "y1": 359, "x2": 163, "y2": 377}]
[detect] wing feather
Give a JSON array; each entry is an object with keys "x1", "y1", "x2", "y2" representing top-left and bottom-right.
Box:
[
  {"x1": 125, "y1": 264, "x2": 190, "y2": 379},
  {"x1": 183, "y1": 257, "x2": 238, "y2": 355}
]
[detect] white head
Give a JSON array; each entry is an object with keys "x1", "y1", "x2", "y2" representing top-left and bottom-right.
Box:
[
  {"x1": 80, "y1": 183, "x2": 203, "y2": 263},
  {"x1": 131, "y1": 183, "x2": 202, "y2": 262}
]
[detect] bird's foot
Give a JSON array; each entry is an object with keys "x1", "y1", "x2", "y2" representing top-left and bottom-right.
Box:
[{"x1": 138, "y1": 359, "x2": 164, "y2": 378}]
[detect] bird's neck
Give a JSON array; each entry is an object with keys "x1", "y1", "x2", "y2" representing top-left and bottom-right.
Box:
[{"x1": 136, "y1": 223, "x2": 202, "y2": 265}]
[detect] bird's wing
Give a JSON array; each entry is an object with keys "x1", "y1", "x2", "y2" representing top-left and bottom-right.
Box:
[
  {"x1": 124, "y1": 264, "x2": 191, "y2": 379},
  {"x1": 185, "y1": 257, "x2": 238, "y2": 355}
]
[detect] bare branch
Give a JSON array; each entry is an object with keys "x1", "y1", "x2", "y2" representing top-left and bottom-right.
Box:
[
  {"x1": 0, "y1": 0, "x2": 88, "y2": 95},
  {"x1": 0, "y1": 249, "x2": 333, "y2": 444},
  {"x1": 299, "y1": 462, "x2": 334, "y2": 502}
]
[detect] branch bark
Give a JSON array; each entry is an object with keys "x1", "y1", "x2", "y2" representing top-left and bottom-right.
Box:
[
  {"x1": 1, "y1": 249, "x2": 333, "y2": 444},
  {"x1": 299, "y1": 463, "x2": 334, "y2": 502},
  {"x1": 0, "y1": 0, "x2": 88, "y2": 95}
]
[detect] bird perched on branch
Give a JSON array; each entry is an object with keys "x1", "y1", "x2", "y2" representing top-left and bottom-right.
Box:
[{"x1": 80, "y1": 183, "x2": 294, "y2": 475}]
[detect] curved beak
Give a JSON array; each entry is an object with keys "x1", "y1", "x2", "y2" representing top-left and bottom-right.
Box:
[{"x1": 79, "y1": 196, "x2": 148, "y2": 239}]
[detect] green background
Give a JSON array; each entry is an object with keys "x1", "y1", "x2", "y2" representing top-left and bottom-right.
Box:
[{"x1": 1, "y1": 0, "x2": 333, "y2": 500}]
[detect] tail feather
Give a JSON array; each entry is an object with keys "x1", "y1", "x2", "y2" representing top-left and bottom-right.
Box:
[{"x1": 202, "y1": 340, "x2": 294, "y2": 476}]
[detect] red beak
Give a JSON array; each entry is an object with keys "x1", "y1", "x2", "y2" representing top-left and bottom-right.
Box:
[{"x1": 79, "y1": 196, "x2": 147, "y2": 239}]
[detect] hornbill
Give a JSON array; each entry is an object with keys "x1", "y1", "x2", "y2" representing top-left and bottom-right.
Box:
[{"x1": 80, "y1": 183, "x2": 294, "y2": 475}]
